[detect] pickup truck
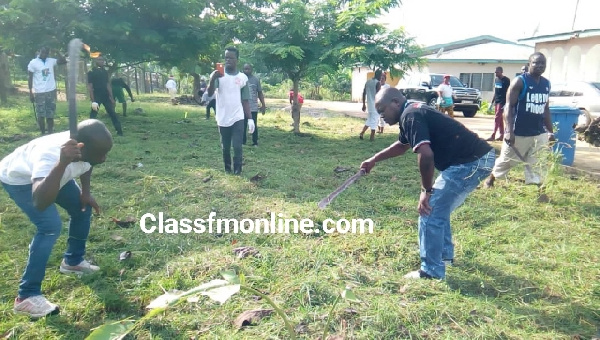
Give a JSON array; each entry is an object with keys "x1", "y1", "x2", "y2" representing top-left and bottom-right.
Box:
[{"x1": 396, "y1": 73, "x2": 482, "y2": 117}]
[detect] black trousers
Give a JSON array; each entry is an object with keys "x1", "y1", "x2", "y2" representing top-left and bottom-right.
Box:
[
  {"x1": 90, "y1": 97, "x2": 123, "y2": 135},
  {"x1": 243, "y1": 111, "x2": 258, "y2": 145},
  {"x1": 218, "y1": 119, "x2": 244, "y2": 174},
  {"x1": 206, "y1": 99, "x2": 216, "y2": 119}
]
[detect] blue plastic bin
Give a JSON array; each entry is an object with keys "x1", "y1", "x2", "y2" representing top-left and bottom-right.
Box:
[{"x1": 549, "y1": 106, "x2": 581, "y2": 166}]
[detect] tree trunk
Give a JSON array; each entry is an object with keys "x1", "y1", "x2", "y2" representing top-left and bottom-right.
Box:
[
  {"x1": 291, "y1": 79, "x2": 301, "y2": 134},
  {"x1": 134, "y1": 67, "x2": 139, "y2": 95},
  {"x1": 191, "y1": 73, "x2": 201, "y2": 104},
  {"x1": 0, "y1": 50, "x2": 9, "y2": 104}
]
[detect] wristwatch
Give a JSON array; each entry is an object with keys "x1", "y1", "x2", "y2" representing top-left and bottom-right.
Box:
[{"x1": 421, "y1": 187, "x2": 434, "y2": 194}]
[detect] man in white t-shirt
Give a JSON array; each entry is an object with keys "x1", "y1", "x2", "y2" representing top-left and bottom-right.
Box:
[
  {"x1": 28, "y1": 46, "x2": 66, "y2": 135},
  {"x1": 207, "y1": 46, "x2": 252, "y2": 175},
  {"x1": 437, "y1": 75, "x2": 454, "y2": 118},
  {"x1": 0, "y1": 119, "x2": 113, "y2": 318},
  {"x1": 165, "y1": 75, "x2": 177, "y2": 104}
]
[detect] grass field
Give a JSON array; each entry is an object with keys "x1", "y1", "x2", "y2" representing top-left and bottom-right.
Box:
[{"x1": 0, "y1": 93, "x2": 599, "y2": 339}]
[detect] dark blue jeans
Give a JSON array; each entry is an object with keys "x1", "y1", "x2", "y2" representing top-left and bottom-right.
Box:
[
  {"x1": 2, "y1": 180, "x2": 92, "y2": 298},
  {"x1": 419, "y1": 149, "x2": 495, "y2": 279}
]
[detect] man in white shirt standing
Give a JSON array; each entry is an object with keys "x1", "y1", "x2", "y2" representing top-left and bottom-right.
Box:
[
  {"x1": 207, "y1": 46, "x2": 253, "y2": 175},
  {"x1": 165, "y1": 75, "x2": 177, "y2": 104},
  {"x1": 0, "y1": 119, "x2": 113, "y2": 318},
  {"x1": 28, "y1": 46, "x2": 66, "y2": 135},
  {"x1": 437, "y1": 75, "x2": 454, "y2": 118},
  {"x1": 360, "y1": 69, "x2": 382, "y2": 141}
]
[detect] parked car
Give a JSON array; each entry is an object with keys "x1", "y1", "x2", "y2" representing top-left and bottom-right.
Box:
[
  {"x1": 549, "y1": 81, "x2": 600, "y2": 126},
  {"x1": 396, "y1": 73, "x2": 482, "y2": 117}
]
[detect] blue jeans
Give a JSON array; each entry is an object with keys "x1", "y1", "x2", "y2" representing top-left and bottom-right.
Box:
[
  {"x1": 2, "y1": 180, "x2": 92, "y2": 298},
  {"x1": 419, "y1": 149, "x2": 495, "y2": 279}
]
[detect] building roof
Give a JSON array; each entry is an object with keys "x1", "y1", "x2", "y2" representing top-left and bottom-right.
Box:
[
  {"x1": 518, "y1": 28, "x2": 600, "y2": 44},
  {"x1": 421, "y1": 35, "x2": 524, "y2": 55},
  {"x1": 423, "y1": 42, "x2": 533, "y2": 63}
]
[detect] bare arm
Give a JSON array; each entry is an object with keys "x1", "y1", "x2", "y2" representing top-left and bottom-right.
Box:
[
  {"x1": 504, "y1": 77, "x2": 524, "y2": 138},
  {"x1": 258, "y1": 90, "x2": 266, "y2": 108},
  {"x1": 123, "y1": 82, "x2": 134, "y2": 100},
  {"x1": 32, "y1": 139, "x2": 83, "y2": 210},
  {"x1": 414, "y1": 143, "x2": 435, "y2": 190},
  {"x1": 80, "y1": 168, "x2": 92, "y2": 196},
  {"x1": 56, "y1": 54, "x2": 67, "y2": 65},
  {"x1": 87, "y1": 82, "x2": 95, "y2": 102},
  {"x1": 28, "y1": 72, "x2": 34, "y2": 101},
  {"x1": 242, "y1": 100, "x2": 251, "y2": 119},
  {"x1": 32, "y1": 163, "x2": 68, "y2": 210},
  {"x1": 361, "y1": 141, "x2": 411, "y2": 173},
  {"x1": 362, "y1": 85, "x2": 367, "y2": 106},
  {"x1": 207, "y1": 70, "x2": 219, "y2": 96},
  {"x1": 543, "y1": 101, "x2": 553, "y2": 134}
]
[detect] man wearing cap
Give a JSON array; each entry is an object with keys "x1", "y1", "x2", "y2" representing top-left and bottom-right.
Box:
[{"x1": 437, "y1": 75, "x2": 454, "y2": 118}]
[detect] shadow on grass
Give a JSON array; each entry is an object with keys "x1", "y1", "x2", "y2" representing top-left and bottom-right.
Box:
[{"x1": 448, "y1": 261, "x2": 599, "y2": 337}]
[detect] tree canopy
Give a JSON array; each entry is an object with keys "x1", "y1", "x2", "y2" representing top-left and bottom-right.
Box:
[{"x1": 1, "y1": 0, "x2": 423, "y2": 133}]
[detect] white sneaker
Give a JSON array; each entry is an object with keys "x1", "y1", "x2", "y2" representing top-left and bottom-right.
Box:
[
  {"x1": 13, "y1": 295, "x2": 59, "y2": 318},
  {"x1": 59, "y1": 259, "x2": 100, "y2": 275}
]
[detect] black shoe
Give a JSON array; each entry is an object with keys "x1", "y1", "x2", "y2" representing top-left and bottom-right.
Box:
[{"x1": 404, "y1": 269, "x2": 434, "y2": 279}]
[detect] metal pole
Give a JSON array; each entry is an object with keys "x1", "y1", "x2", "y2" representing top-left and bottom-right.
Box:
[
  {"x1": 571, "y1": 0, "x2": 580, "y2": 31},
  {"x1": 68, "y1": 39, "x2": 83, "y2": 139},
  {"x1": 134, "y1": 67, "x2": 139, "y2": 95}
]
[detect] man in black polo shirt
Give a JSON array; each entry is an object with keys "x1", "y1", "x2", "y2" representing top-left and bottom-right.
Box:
[
  {"x1": 360, "y1": 87, "x2": 495, "y2": 280},
  {"x1": 87, "y1": 56, "x2": 123, "y2": 136}
]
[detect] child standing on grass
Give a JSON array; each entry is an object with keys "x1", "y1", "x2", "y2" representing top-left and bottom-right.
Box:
[{"x1": 0, "y1": 119, "x2": 113, "y2": 318}]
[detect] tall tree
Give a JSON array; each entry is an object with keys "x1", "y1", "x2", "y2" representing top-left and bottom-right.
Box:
[
  {"x1": 0, "y1": 0, "x2": 276, "y2": 70},
  {"x1": 247, "y1": 0, "x2": 423, "y2": 133}
]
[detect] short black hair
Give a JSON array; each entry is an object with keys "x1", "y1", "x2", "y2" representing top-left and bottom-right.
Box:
[
  {"x1": 529, "y1": 52, "x2": 545, "y2": 61},
  {"x1": 495, "y1": 66, "x2": 503, "y2": 72},
  {"x1": 225, "y1": 46, "x2": 239, "y2": 59}
]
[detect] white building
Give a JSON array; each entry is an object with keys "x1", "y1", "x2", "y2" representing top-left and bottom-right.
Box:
[
  {"x1": 519, "y1": 28, "x2": 600, "y2": 83},
  {"x1": 351, "y1": 35, "x2": 534, "y2": 102}
]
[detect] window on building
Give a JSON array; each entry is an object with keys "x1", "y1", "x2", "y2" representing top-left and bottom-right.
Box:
[
  {"x1": 482, "y1": 73, "x2": 494, "y2": 91},
  {"x1": 459, "y1": 72, "x2": 494, "y2": 91}
]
